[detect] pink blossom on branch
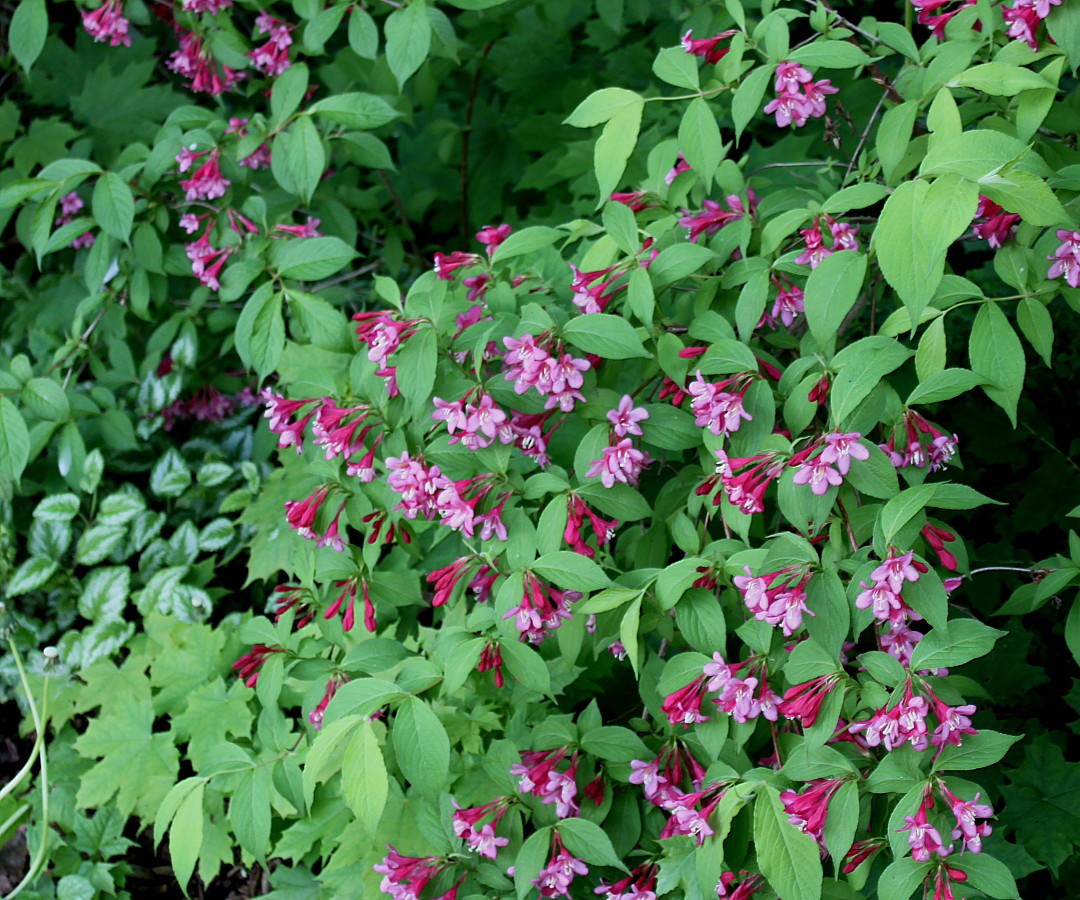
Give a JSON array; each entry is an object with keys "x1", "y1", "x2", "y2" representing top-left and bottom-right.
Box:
[
  {"x1": 585, "y1": 438, "x2": 652, "y2": 488},
  {"x1": 1002, "y1": 0, "x2": 1060, "y2": 49},
  {"x1": 248, "y1": 13, "x2": 294, "y2": 76},
  {"x1": 177, "y1": 147, "x2": 230, "y2": 201},
  {"x1": 680, "y1": 29, "x2": 738, "y2": 65},
  {"x1": 1048, "y1": 229, "x2": 1080, "y2": 288},
  {"x1": 82, "y1": 0, "x2": 132, "y2": 47},
  {"x1": 971, "y1": 195, "x2": 1019, "y2": 248},
  {"x1": 168, "y1": 30, "x2": 241, "y2": 95},
  {"x1": 763, "y1": 61, "x2": 837, "y2": 128}
]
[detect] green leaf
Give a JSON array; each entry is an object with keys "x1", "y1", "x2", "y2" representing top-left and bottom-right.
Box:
[
  {"x1": 270, "y1": 62, "x2": 310, "y2": 126},
  {"x1": 1067, "y1": 596, "x2": 1080, "y2": 667},
  {"x1": 10, "y1": 0, "x2": 47, "y2": 72},
  {"x1": 678, "y1": 98, "x2": 724, "y2": 187},
  {"x1": 499, "y1": 638, "x2": 551, "y2": 695},
  {"x1": 531, "y1": 551, "x2": 611, "y2": 590},
  {"x1": 754, "y1": 785, "x2": 823, "y2": 900},
  {"x1": 154, "y1": 777, "x2": 203, "y2": 849},
  {"x1": 385, "y1": 0, "x2": 432, "y2": 90},
  {"x1": 933, "y1": 730, "x2": 1020, "y2": 772},
  {"x1": 926, "y1": 482, "x2": 1003, "y2": 510},
  {"x1": 879, "y1": 483, "x2": 937, "y2": 545},
  {"x1": 20, "y1": 376, "x2": 68, "y2": 421},
  {"x1": 953, "y1": 62, "x2": 1053, "y2": 95},
  {"x1": 844, "y1": 440, "x2": 899, "y2": 500},
  {"x1": 516, "y1": 828, "x2": 553, "y2": 900},
  {"x1": 920, "y1": 130, "x2": 1030, "y2": 179},
  {"x1": 79, "y1": 566, "x2": 130, "y2": 619},
  {"x1": 91, "y1": 173, "x2": 134, "y2": 243},
  {"x1": 653, "y1": 46, "x2": 699, "y2": 90},
  {"x1": 969, "y1": 302, "x2": 1025, "y2": 426},
  {"x1": 732, "y1": 65, "x2": 775, "y2": 140},
  {"x1": 602, "y1": 200, "x2": 639, "y2": 255},
  {"x1": 342, "y1": 721, "x2": 387, "y2": 833},
  {"x1": 6, "y1": 555, "x2": 58, "y2": 595},
  {"x1": 736, "y1": 268, "x2": 769, "y2": 342},
  {"x1": 828, "y1": 337, "x2": 913, "y2": 424},
  {"x1": 877, "y1": 858, "x2": 932, "y2": 900},
  {"x1": 348, "y1": 7, "x2": 379, "y2": 58},
  {"x1": 640, "y1": 404, "x2": 699, "y2": 451},
  {"x1": 954, "y1": 853, "x2": 1020, "y2": 899},
  {"x1": 169, "y1": 780, "x2": 204, "y2": 896},
  {"x1": 311, "y1": 93, "x2": 400, "y2": 130},
  {"x1": 322, "y1": 678, "x2": 407, "y2": 722},
  {"x1": 579, "y1": 726, "x2": 650, "y2": 762},
  {"x1": 558, "y1": 818, "x2": 628, "y2": 871},
  {"x1": 1016, "y1": 297, "x2": 1053, "y2": 367},
  {"x1": 908, "y1": 619, "x2": 1006, "y2": 670},
  {"x1": 75, "y1": 524, "x2": 126, "y2": 566},
  {"x1": 150, "y1": 449, "x2": 190, "y2": 498},
  {"x1": 648, "y1": 243, "x2": 716, "y2": 287},
  {"x1": 803, "y1": 250, "x2": 866, "y2": 348},
  {"x1": 230, "y1": 767, "x2": 272, "y2": 860},
  {"x1": 303, "y1": 5, "x2": 347, "y2": 53},
  {"x1": 491, "y1": 226, "x2": 562, "y2": 264},
  {"x1": 277, "y1": 115, "x2": 325, "y2": 203},
  {"x1": 395, "y1": 325, "x2": 437, "y2": 413},
  {"x1": 656, "y1": 557, "x2": 709, "y2": 610},
  {"x1": 0, "y1": 397, "x2": 30, "y2": 487},
  {"x1": 594, "y1": 101, "x2": 643, "y2": 200},
  {"x1": 906, "y1": 368, "x2": 984, "y2": 405},
  {"x1": 564, "y1": 88, "x2": 643, "y2": 127},
  {"x1": 674, "y1": 588, "x2": 727, "y2": 654},
  {"x1": 978, "y1": 170, "x2": 1069, "y2": 226},
  {"x1": 789, "y1": 40, "x2": 872, "y2": 68},
  {"x1": 1047, "y1": 2, "x2": 1080, "y2": 70},
  {"x1": 34, "y1": 493, "x2": 79, "y2": 521},
  {"x1": 620, "y1": 595, "x2": 642, "y2": 676},
  {"x1": 392, "y1": 696, "x2": 450, "y2": 796},
  {"x1": 235, "y1": 285, "x2": 285, "y2": 380},
  {"x1": 563, "y1": 313, "x2": 648, "y2": 359},
  {"x1": 271, "y1": 236, "x2": 358, "y2": 281}
]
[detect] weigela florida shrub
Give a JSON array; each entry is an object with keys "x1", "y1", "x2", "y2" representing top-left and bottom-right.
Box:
[{"x1": 5, "y1": 0, "x2": 1080, "y2": 898}]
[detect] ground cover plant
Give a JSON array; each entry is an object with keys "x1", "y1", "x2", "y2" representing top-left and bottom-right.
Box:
[{"x1": 2, "y1": 0, "x2": 1080, "y2": 898}]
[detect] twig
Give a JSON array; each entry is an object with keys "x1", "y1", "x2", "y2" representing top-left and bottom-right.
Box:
[
  {"x1": 310, "y1": 261, "x2": 382, "y2": 292},
  {"x1": 966, "y1": 566, "x2": 1058, "y2": 577},
  {"x1": 377, "y1": 170, "x2": 425, "y2": 269},
  {"x1": 843, "y1": 94, "x2": 886, "y2": 184}
]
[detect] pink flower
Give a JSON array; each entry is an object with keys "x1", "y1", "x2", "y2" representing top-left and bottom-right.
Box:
[
  {"x1": 586, "y1": 438, "x2": 651, "y2": 488},
  {"x1": 1002, "y1": 0, "x2": 1059, "y2": 49},
  {"x1": 248, "y1": 14, "x2": 294, "y2": 75},
  {"x1": 607, "y1": 394, "x2": 649, "y2": 437},
  {"x1": 680, "y1": 29, "x2": 738, "y2": 65},
  {"x1": 900, "y1": 807, "x2": 951, "y2": 861},
  {"x1": 274, "y1": 217, "x2": 322, "y2": 238},
  {"x1": 181, "y1": 0, "x2": 232, "y2": 11},
  {"x1": 819, "y1": 431, "x2": 869, "y2": 475},
  {"x1": 82, "y1": 0, "x2": 131, "y2": 47},
  {"x1": 911, "y1": 0, "x2": 977, "y2": 37},
  {"x1": 1048, "y1": 229, "x2": 1080, "y2": 288},
  {"x1": 168, "y1": 30, "x2": 241, "y2": 95},
  {"x1": 791, "y1": 457, "x2": 842, "y2": 495},
  {"x1": 434, "y1": 251, "x2": 482, "y2": 279},
  {"x1": 476, "y1": 224, "x2": 512, "y2": 254},
  {"x1": 664, "y1": 153, "x2": 691, "y2": 185},
  {"x1": 179, "y1": 148, "x2": 230, "y2": 201},
  {"x1": 687, "y1": 372, "x2": 753, "y2": 435},
  {"x1": 533, "y1": 835, "x2": 588, "y2": 898},
  {"x1": 972, "y1": 196, "x2": 1020, "y2": 249},
  {"x1": 678, "y1": 198, "x2": 741, "y2": 243},
  {"x1": 308, "y1": 674, "x2": 348, "y2": 728},
  {"x1": 780, "y1": 777, "x2": 847, "y2": 844}
]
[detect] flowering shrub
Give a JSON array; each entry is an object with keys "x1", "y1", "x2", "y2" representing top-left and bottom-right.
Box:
[{"x1": 3, "y1": 1, "x2": 1080, "y2": 899}]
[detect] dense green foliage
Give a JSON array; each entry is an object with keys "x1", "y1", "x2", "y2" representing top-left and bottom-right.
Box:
[{"x1": 1, "y1": 1, "x2": 1080, "y2": 899}]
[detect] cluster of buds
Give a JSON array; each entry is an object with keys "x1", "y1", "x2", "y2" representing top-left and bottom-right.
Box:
[
  {"x1": 686, "y1": 370, "x2": 754, "y2": 437},
  {"x1": 1002, "y1": 0, "x2": 1060, "y2": 49},
  {"x1": 533, "y1": 831, "x2": 589, "y2": 898},
  {"x1": 564, "y1": 492, "x2": 617, "y2": 557},
  {"x1": 284, "y1": 484, "x2": 347, "y2": 551},
  {"x1": 680, "y1": 29, "x2": 738, "y2": 65},
  {"x1": 325, "y1": 576, "x2": 376, "y2": 632},
  {"x1": 879, "y1": 409, "x2": 958, "y2": 471},
  {"x1": 312, "y1": 399, "x2": 384, "y2": 475},
  {"x1": 432, "y1": 390, "x2": 510, "y2": 450},
  {"x1": 427, "y1": 556, "x2": 487, "y2": 608},
  {"x1": 701, "y1": 448, "x2": 788, "y2": 515},
  {"x1": 168, "y1": 30, "x2": 241, "y2": 95},
  {"x1": 758, "y1": 276, "x2": 804, "y2": 329},
  {"x1": 503, "y1": 571, "x2": 582, "y2": 644},
  {"x1": 661, "y1": 653, "x2": 779, "y2": 726},
  {"x1": 270, "y1": 583, "x2": 315, "y2": 628},
  {"x1": 733, "y1": 564, "x2": 815, "y2": 637},
  {"x1": 910, "y1": 0, "x2": 976, "y2": 36},
  {"x1": 477, "y1": 640, "x2": 504, "y2": 686},
  {"x1": 678, "y1": 191, "x2": 757, "y2": 243},
  {"x1": 569, "y1": 261, "x2": 624, "y2": 314},
  {"x1": 353, "y1": 310, "x2": 423, "y2": 397},
  {"x1": 629, "y1": 742, "x2": 706, "y2": 809},
  {"x1": 779, "y1": 671, "x2": 845, "y2": 726},
  {"x1": 274, "y1": 216, "x2": 322, "y2": 238},
  {"x1": 510, "y1": 747, "x2": 579, "y2": 817},
  {"x1": 780, "y1": 775, "x2": 851, "y2": 848},
  {"x1": 308, "y1": 673, "x2": 348, "y2": 728},
  {"x1": 922, "y1": 523, "x2": 958, "y2": 571},
  {"x1": 659, "y1": 782, "x2": 729, "y2": 845},
  {"x1": 596, "y1": 862, "x2": 660, "y2": 900},
  {"x1": 451, "y1": 796, "x2": 511, "y2": 858},
  {"x1": 501, "y1": 332, "x2": 592, "y2": 412},
  {"x1": 230, "y1": 644, "x2": 283, "y2": 687},
  {"x1": 433, "y1": 224, "x2": 512, "y2": 301},
  {"x1": 849, "y1": 677, "x2": 977, "y2": 751},
  {"x1": 184, "y1": 223, "x2": 236, "y2": 291},
  {"x1": 225, "y1": 117, "x2": 272, "y2": 169},
  {"x1": 54, "y1": 192, "x2": 95, "y2": 249},
  {"x1": 971, "y1": 195, "x2": 1020, "y2": 248},
  {"x1": 587, "y1": 394, "x2": 652, "y2": 488},
  {"x1": 176, "y1": 145, "x2": 230, "y2": 200},
  {"x1": 790, "y1": 431, "x2": 869, "y2": 496},
  {"x1": 716, "y1": 871, "x2": 764, "y2": 900},
  {"x1": 161, "y1": 383, "x2": 257, "y2": 431},
  {"x1": 81, "y1": 0, "x2": 131, "y2": 46},
  {"x1": 1047, "y1": 228, "x2": 1080, "y2": 288},
  {"x1": 794, "y1": 215, "x2": 859, "y2": 269},
  {"x1": 763, "y1": 61, "x2": 837, "y2": 128},
  {"x1": 374, "y1": 846, "x2": 457, "y2": 900}
]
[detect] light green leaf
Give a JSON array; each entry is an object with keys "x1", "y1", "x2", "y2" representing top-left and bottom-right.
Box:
[
  {"x1": 969, "y1": 302, "x2": 1025, "y2": 425},
  {"x1": 392, "y1": 696, "x2": 450, "y2": 796},
  {"x1": 385, "y1": 0, "x2": 432, "y2": 90},
  {"x1": 803, "y1": 250, "x2": 866, "y2": 348}
]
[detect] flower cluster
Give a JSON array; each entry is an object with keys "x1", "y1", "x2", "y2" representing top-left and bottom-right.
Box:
[
  {"x1": 758, "y1": 276, "x2": 804, "y2": 329},
  {"x1": 678, "y1": 191, "x2": 756, "y2": 243},
  {"x1": 629, "y1": 742, "x2": 706, "y2": 808},
  {"x1": 532, "y1": 832, "x2": 589, "y2": 898},
  {"x1": 880, "y1": 409, "x2": 958, "y2": 471},
  {"x1": 1048, "y1": 228, "x2": 1080, "y2": 288},
  {"x1": 855, "y1": 549, "x2": 929, "y2": 666},
  {"x1": 248, "y1": 13, "x2": 294, "y2": 76},
  {"x1": 54, "y1": 192, "x2": 95, "y2": 249},
  {"x1": 686, "y1": 371, "x2": 753, "y2": 436},
  {"x1": 374, "y1": 846, "x2": 455, "y2": 900},
  {"x1": 564, "y1": 493, "x2": 617, "y2": 557},
  {"x1": 324, "y1": 577, "x2": 376, "y2": 633},
  {"x1": 161, "y1": 383, "x2": 256, "y2": 431},
  {"x1": 510, "y1": 747, "x2": 579, "y2": 817},
  {"x1": 502, "y1": 333, "x2": 591, "y2": 412},
  {"x1": 385, "y1": 452, "x2": 506, "y2": 540},
  {"x1": 849, "y1": 677, "x2": 978, "y2": 751},
  {"x1": 794, "y1": 215, "x2": 859, "y2": 269},
  {"x1": 790, "y1": 431, "x2": 869, "y2": 496},
  {"x1": 168, "y1": 30, "x2": 241, "y2": 95},
  {"x1": 703, "y1": 448, "x2": 788, "y2": 515},
  {"x1": 661, "y1": 653, "x2": 780, "y2": 727},
  {"x1": 1002, "y1": 0, "x2": 1060, "y2": 49},
  {"x1": 308, "y1": 673, "x2": 348, "y2": 728},
  {"x1": 353, "y1": 310, "x2": 423, "y2": 397},
  {"x1": 451, "y1": 797, "x2": 511, "y2": 858},
  {"x1": 971, "y1": 195, "x2": 1020, "y2": 248},
  {"x1": 184, "y1": 224, "x2": 236, "y2": 291},
  {"x1": 733, "y1": 564, "x2": 815, "y2": 636},
  {"x1": 176, "y1": 146, "x2": 230, "y2": 201},
  {"x1": 680, "y1": 29, "x2": 738, "y2": 65},
  {"x1": 81, "y1": 0, "x2": 131, "y2": 47},
  {"x1": 779, "y1": 672, "x2": 845, "y2": 726},
  {"x1": 763, "y1": 61, "x2": 837, "y2": 128},
  {"x1": 230, "y1": 644, "x2": 283, "y2": 687},
  {"x1": 586, "y1": 395, "x2": 652, "y2": 488},
  {"x1": 284, "y1": 484, "x2": 347, "y2": 551},
  {"x1": 432, "y1": 391, "x2": 510, "y2": 450},
  {"x1": 910, "y1": 0, "x2": 977, "y2": 36},
  {"x1": 780, "y1": 776, "x2": 849, "y2": 848},
  {"x1": 503, "y1": 572, "x2": 582, "y2": 644},
  {"x1": 595, "y1": 863, "x2": 660, "y2": 900}
]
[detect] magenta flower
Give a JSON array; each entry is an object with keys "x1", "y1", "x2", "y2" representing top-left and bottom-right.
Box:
[
  {"x1": 607, "y1": 394, "x2": 649, "y2": 437},
  {"x1": 763, "y1": 61, "x2": 837, "y2": 128},
  {"x1": 1002, "y1": 0, "x2": 1059, "y2": 49},
  {"x1": 972, "y1": 196, "x2": 1020, "y2": 248},
  {"x1": 586, "y1": 438, "x2": 651, "y2": 488},
  {"x1": 680, "y1": 29, "x2": 738, "y2": 65},
  {"x1": 168, "y1": 30, "x2": 240, "y2": 94},
  {"x1": 476, "y1": 223, "x2": 512, "y2": 254},
  {"x1": 900, "y1": 807, "x2": 951, "y2": 861},
  {"x1": 179, "y1": 147, "x2": 230, "y2": 201},
  {"x1": 248, "y1": 13, "x2": 294, "y2": 75},
  {"x1": 82, "y1": 0, "x2": 131, "y2": 47},
  {"x1": 1048, "y1": 229, "x2": 1080, "y2": 287},
  {"x1": 820, "y1": 431, "x2": 869, "y2": 475},
  {"x1": 791, "y1": 457, "x2": 842, "y2": 495},
  {"x1": 780, "y1": 776, "x2": 847, "y2": 844},
  {"x1": 911, "y1": 0, "x2": 977, "y2": 37}
]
